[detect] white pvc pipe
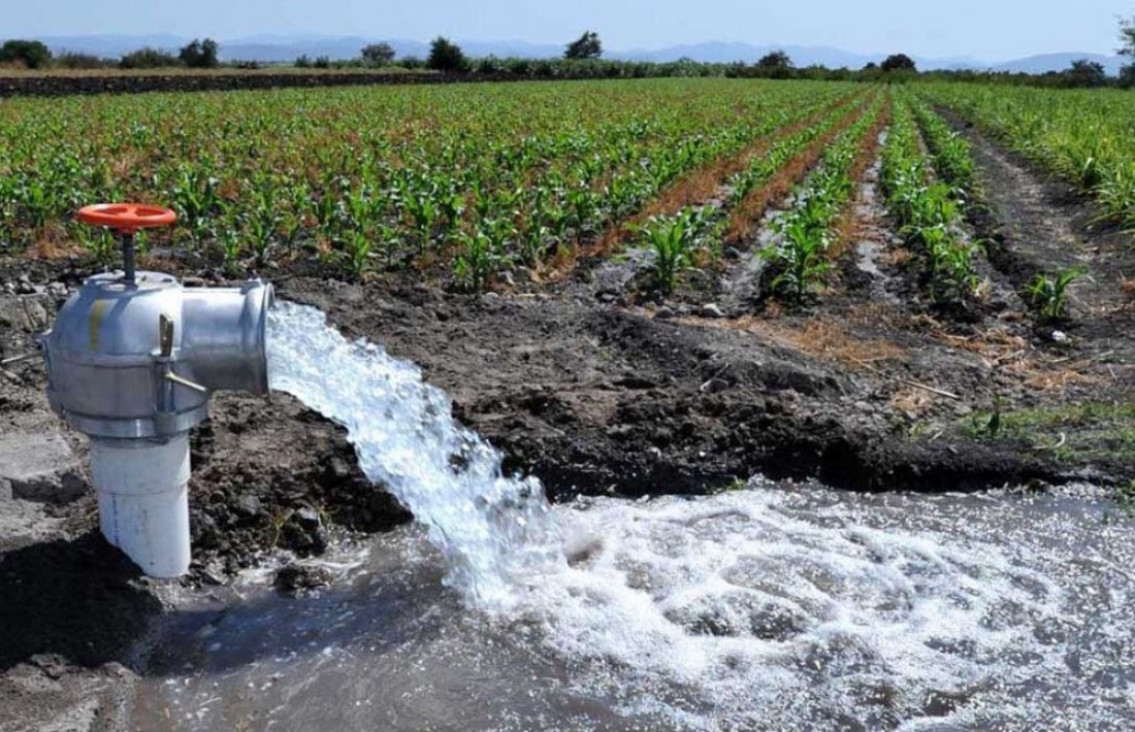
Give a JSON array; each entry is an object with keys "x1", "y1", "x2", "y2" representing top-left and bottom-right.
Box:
[{"x1": 90, "y1": 435, "x2": 191, "y2": 578}]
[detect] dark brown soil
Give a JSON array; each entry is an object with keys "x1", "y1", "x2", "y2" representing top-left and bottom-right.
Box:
[{"x1": 0, "y1": 71, "x2": 564, "y2": 99}]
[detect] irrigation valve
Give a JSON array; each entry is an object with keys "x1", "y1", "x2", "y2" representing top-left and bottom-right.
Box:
[{"x1": 41, "y1": 204, "x2": 273, "y2": 578}]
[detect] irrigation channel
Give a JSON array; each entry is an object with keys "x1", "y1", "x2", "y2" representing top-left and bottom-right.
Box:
[{"x1": 131, "y1": 301, "x2": 1135, "y2": 730}]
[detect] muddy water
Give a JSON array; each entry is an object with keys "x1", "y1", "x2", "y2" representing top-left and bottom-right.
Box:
[{"x1": 133, "y1": 483, "x2": 1135, "y2": 731}]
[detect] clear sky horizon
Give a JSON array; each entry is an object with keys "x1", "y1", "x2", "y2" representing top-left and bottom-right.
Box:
[{"x1": 7, "y1": 0, "x2": 1134, "y2": 61}]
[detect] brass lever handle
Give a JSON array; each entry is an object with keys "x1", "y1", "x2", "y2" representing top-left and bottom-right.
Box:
[{"x1": 166, "y1": 371, "x2": 207, "y2": 393}]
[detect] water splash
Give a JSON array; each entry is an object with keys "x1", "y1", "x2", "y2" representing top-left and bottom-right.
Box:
[
  {"x1": 254, "y1": 300, "x2": 1135, "y2": 729},
  {"x1": 266, "y1": 300, "x2": 563, "y2": 606}
]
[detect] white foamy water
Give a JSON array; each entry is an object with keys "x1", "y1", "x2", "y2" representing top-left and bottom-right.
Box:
[
  {"x1": 170, "y1": 301, "x2": 1135, "y2": 731},
  {"x1": 529, "y1": 484, "x2": 1135, "y2": 730},
  {"x1": 266, "y1": 300, "x2": 563, "y2": 606}
]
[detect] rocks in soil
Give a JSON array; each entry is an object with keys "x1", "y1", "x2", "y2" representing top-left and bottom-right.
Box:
[
  {"x1": 0, "y1": 433, "x2": 85, "y2": 503},
  {"x1": 274, "y1": 563, "x2": 334, "y2": 594},
  {"x1": 0, "y1": 294, "x2": 51, "y2": 332},
  {"x1": 699, "y1": 303, "x2": 726, "y2": 319}
]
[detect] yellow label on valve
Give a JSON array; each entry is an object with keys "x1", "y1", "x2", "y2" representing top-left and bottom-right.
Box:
[{"x1": 89, "y1": 300, "x2": 108, "y2": 350}]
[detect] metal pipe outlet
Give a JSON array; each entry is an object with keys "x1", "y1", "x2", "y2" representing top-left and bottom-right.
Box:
[{"x1": 41, "y1": 204, "x2": 274, "y2": 577}]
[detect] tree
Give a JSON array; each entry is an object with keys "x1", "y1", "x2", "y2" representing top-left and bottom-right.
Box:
[
  {"x1": 0, "y1": 39, "x2": 52, "y2": 69},
  {"x1": 1121, "y1": 15, "x2": 1135, "y2": 56},
  {"x1": 428, "y1": 36, "x2": 468, "y2": 72},
  {"x1": 880, "y1": 53, "x2": 916, "y2": 73},
  {"x1": 119, "y1": 47, "x2": 179, "y2": 69},
  {"x1": 361, "y1": 42, "x2": 396, "y2": 66},
  {"x1": 757, "y1": 50, "x2": 793, "y2": 69},
  {"x1": 1120, "y1": 64, "x2": 1135, "y2": 89},
  {"x1": 565, "y1": 31, "x2": 602, "y2": 60},
  {"x1": 179, "y1": 38, "x2": 219, "y2": 69},
  {"x1": 1064, "y1": 58, "x2": 1107, "y2": 88}
]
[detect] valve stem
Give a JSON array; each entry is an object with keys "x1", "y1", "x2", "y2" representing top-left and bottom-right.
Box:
[{"x1": 122, "y1": 232, "x2": 136, "y2": 284}]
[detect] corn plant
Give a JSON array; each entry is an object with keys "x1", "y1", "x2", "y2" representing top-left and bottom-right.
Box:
[
  {"x1": 1028, "y1": 266, "x2": 1086, "y2": 320},
  {"x1": 638, "y1": 214, "x2": 694, "y2": 294},
  {"x1": 454, "y1": 230, "x2": 497, "y2": 292},
  {"x1": 343, "y1": 230, "x2": 372, "y2": 280}
]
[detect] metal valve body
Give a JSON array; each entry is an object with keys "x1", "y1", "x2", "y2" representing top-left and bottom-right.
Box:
[{"x1": 42, "y1": 269, "x2": 273, "y2": 577}]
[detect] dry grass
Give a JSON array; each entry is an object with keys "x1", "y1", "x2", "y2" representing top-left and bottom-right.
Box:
[
  {"x1": 680, "y1": 313, "x2": 906, "y2": 366},
  {"x1": 931, "y1": 323, "x2": 1101, "y2": 392},
  {"x1": 1120, "y1": 276, "x2": 1135, "y2": 305},
  {"x1": 829, "y1": 99, "x2": 891, "y2": 258},
  {"x1": 27, "y1": 225, "x2": 84, "y2": 260},
  {"x1": 890, "y1": 387, "x2": 935, "y2": 415},
  {"x1": 1020, "y1": 367, "x2": 1099, "y2": 391},
  {"x1": 884, "y1": 248, "x2": 913, "y2": 267}
]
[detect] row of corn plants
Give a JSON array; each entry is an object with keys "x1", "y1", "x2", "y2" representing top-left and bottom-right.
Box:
[
  {"x1": 0, "y1": 79, "x2": 857, "y2": 287},
  {"x1": 450, "y1": 85, "x2": 856, "y2": 289},
  {"x1": 880, "y1": 96, "x2": 981, "y2": 306},
  {"x1": 910, "y1": 94, "x2": 1090, "y2": 321},
  {"x1": 760, "y1": 94, "x2": 886, "y2": 301},
  {"x1": 907, "y1": 96, "x2": 976, "y2": 195},
  {"x1": 916, "y1": 83, "x2": 1135, "y2": 231},
  {"x1": 631, "y1": 93, "x2": 875, "y2": 294}
]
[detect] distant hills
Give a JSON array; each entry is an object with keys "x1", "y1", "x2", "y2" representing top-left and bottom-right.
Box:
[{"x1": 36, "y1": 34, "x2": 1128, "y2": 75}]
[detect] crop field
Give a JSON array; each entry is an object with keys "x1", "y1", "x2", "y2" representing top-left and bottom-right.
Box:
[
  {"x1": 2, "y1": 78, "x2": 1132, "y2": 302},
  {"x1": 2, "y1": 77, "x2": 1134, "y2": 480},
  {"x1": 5, "y1": 73, "x2": 1135, "y2": 732},
  {"x1": 0, "y1": 79, "x2": 867, "y2": 283}
]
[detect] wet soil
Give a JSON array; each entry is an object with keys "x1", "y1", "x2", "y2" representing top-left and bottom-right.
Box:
[{"x1": 1, "y1": 118, "x2": 1134, "y2": 728}]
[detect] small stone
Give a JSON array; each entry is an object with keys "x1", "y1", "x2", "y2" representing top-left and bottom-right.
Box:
[
  {"x1": 274, "y1": 563, "x2": 333, "y2": 594},
  {"x1": 1051, "y1": 330, "x2": 1069, "y2": 343},
  {"x1": 296, "y1": 506, "x2": 321, "y2": 529},
  {"x1": 235, "y1": 493, "x2": 262, "y2": 518},
  {"x1": 47, "y1": 282, "x2": 68, "y2": 298},
  {"x1": 700, "y1": 303, "x2": 726, "y2": 319},
  {"x1": 853, "y1": 401, "x2": 873, "y2": 412},
  {"x1": 655, "y1": 306, "x2": 675, "y2": 320},
  {"x1": 329, "y1": 456, "x2": 351, "y2": 479}
]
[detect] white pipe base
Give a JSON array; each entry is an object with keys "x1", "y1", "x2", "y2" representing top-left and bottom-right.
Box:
[{"x1": 90, "y1": 435, "x2": 192, "y2": 578}]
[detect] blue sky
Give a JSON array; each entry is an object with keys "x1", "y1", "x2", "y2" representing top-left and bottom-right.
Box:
[{"x1": 8, "y1": 0, "x2": 1134, "y2": 60}]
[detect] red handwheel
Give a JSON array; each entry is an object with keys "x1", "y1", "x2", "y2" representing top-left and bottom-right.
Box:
[
  {"x1": 77, "y1": 204, "x2": 177, "y2": 284},
  {"x1": 77, "y1": 203, "x2": 177, "y2": 232}
]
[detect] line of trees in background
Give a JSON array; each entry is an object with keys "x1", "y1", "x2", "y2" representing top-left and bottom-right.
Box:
[
  {"x1": 0, "y1": 37, "x2": 222, "y2": 70},
  {"x1": 2, "y1": 17, "x2": 1133, "y2": 87}
]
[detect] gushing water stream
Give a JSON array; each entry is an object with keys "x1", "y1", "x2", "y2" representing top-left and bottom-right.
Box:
[
  {"x1": 263, "y1": 301, "x2": 563, "y2": 608},
  {"x1": 132, "y1": 302, "x2": 1135, "y2": 730}
]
